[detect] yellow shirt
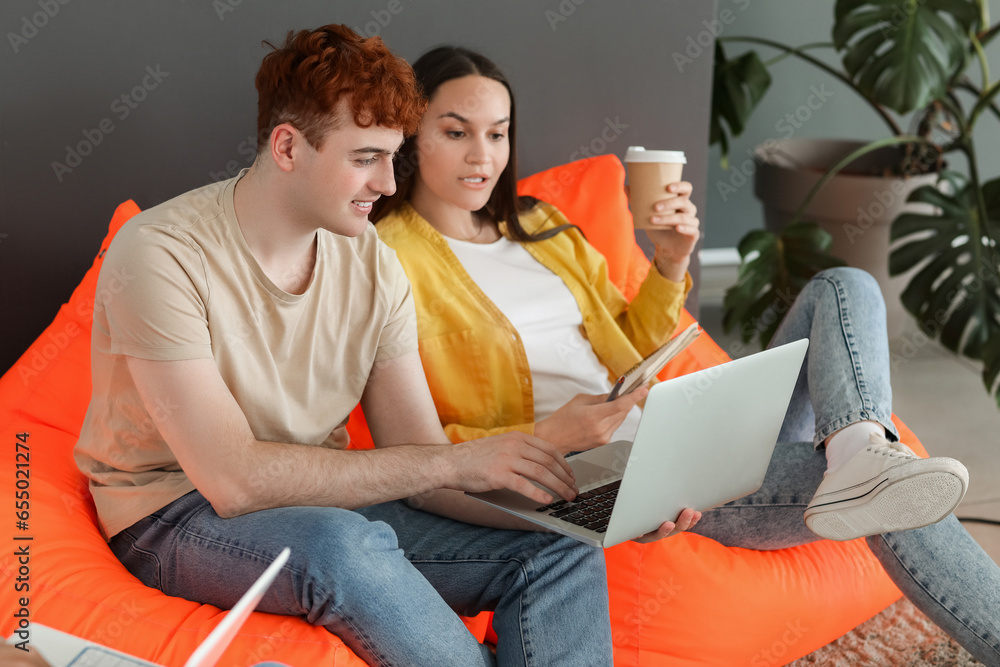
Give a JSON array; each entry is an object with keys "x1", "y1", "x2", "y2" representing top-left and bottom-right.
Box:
[{"x1": 376, "y1": 201, "x2": 690, "y2": 443}]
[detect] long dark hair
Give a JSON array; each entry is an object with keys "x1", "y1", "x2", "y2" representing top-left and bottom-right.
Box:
[{"x1": 370, "y1": 46, "x2": 572, "y2": 242}]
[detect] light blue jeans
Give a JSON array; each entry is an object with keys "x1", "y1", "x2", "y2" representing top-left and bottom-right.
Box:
[
  {"x1": 691, "y1": 267, "x2": 1000, "y2": 665},
  {"x1": 109, "y1": 492, "x2": 611, "y2": 667},
  {"x1": 109, "y1": 268, "x2": 1000, "y2": 665}
]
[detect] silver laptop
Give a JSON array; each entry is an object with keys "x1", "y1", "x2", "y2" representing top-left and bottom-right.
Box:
[
  {"x1": 17, "y1": 548, "x2": 291, "y2": 667},
  {"x1": 467, "y1": 340, "x2": 808, "y2": 548}
]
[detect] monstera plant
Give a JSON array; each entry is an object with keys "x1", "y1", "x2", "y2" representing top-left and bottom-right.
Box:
[{"x1": 712, "y1": 0, "x2": 1000, "y2": 407}]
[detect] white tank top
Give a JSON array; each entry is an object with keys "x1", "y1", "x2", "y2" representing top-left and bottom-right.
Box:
[{"x1": 446, "y1": 234, "x2": 641, "y2": 443}]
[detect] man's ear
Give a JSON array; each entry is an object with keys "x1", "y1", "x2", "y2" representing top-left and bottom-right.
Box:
[{"x1": 269, "y1": 123, "x2": 301, "y2": 173}]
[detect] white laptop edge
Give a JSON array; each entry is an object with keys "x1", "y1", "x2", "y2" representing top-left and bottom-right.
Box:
[{"x1": 467, "y1": 340, "x2": 808, "y2": 548}]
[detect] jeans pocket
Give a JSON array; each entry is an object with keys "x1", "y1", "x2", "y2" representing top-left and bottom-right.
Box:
[{"x1": 109, "y1": 523, "x2": 164, "y2": 591}]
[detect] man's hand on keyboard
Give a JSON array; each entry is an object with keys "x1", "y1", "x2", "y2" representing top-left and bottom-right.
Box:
[{"x1": 631, "y1": 507, "x2": 702, "y2": 543}]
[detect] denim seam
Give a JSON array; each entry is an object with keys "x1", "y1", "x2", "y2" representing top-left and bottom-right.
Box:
[
  {"x1": 875, "y1": 533, "x2": 1000, "y2": 661},
  {"x1": 171, "y1": 523, "x2": 286, "y2": 568},
  {"x1": 337, "y1": 614, "x2": 394, "y2": 667},
  {"x1": 114, "y1": 527, "x2": 164, "y2": 590},
  {"x1": 829, "y1": 273, "x2": 874, "y2": 415},
  {"x1": 814, "y1": 410, "x2": 898, "y2": 448},
  {"x1": 409, "y1": 556, "x2": 533, "y2": 665},
  {"x1": 812, "y1": 271, "x2": 897, "y2": 447},
  {"x1": 813, "y1": 274, "x2": 898, "y2": 449},
  {"x1": 166, "y1": 519, "x2": 403, "y2": 666}
]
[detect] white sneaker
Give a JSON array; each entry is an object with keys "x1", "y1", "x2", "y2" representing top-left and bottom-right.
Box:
[{"x1": 804, "y1": 432, "x2": 969, "y2": 541}]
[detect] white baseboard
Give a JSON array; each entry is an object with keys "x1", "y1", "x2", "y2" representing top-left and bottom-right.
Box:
[{"x1": 700, "y1": 247, "x2": 741, "y2": 267}]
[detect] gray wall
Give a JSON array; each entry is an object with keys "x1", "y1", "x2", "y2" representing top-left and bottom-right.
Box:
[
  {"x1": 705, "y1": 0, "x2": 1000, "y2": 249},
  {"x1": 0, "y1": 0, "x2": 718, "y2": 374}
]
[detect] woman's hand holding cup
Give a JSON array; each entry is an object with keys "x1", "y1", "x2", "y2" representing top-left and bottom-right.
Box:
[
  {"x1": 645, "y1": 181, "x2": 700, "y2": 281},
  {"x1": 624, "y1": 147, "x2": 700, "y2": 282}
]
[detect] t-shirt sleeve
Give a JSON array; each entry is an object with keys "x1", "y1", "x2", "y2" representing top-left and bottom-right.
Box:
[
  {"x1": 374, "y1": 241, "x2": 419, "y2": 364},
  {"x1": 98, "y1": 223, "x2": 214, "y2": 361}
]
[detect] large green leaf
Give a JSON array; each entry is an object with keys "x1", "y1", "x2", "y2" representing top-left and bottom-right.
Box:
[
  {"x1": 890, "y1": 176, "x2": 1000, "y2": 404},
  {"x1": 710, "y1": 42, "x2": 772, "y2": 169},
  {"x1": 723, "y1": 223, "x2": 847, "y2": 348},
  {"x1": 833, "y1": 0, "x2": 980, "y2": 113}
]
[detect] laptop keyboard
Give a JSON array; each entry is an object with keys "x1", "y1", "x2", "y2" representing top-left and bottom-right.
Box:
[{"x1": 535, "y1": 481, "x2": 620, "y2": 533}]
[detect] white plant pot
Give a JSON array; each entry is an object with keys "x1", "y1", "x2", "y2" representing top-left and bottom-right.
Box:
[{"x1": 754, "y1": 138, "x2": 937, "y2": 340}]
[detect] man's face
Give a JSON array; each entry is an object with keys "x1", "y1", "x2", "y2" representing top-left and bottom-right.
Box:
[{"x1": 291, "y1": 111, "x2": 404, "y2": 237}]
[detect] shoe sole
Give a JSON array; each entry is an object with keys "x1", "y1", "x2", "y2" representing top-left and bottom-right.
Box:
[{"x1": 804, "y1": 459, "x2": 968, "y2": 541}]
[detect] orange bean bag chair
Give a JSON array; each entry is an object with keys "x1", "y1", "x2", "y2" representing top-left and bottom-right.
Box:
[{"x1": 0, "y1": 155, "x2": 915, "y2": 666}]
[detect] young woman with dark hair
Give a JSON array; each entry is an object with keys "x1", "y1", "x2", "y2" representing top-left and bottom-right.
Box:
[
  {"x1": 373, "y1": 46, "x2": 1000, "y2": 665},
  {"x1": 373, "y1": 46, "x2": 563, "y2": 243}
]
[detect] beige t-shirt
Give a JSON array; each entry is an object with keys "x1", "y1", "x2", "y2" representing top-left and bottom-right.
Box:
[{"x1": 74, "y1": 173, "x2": 417, "y2": 539}]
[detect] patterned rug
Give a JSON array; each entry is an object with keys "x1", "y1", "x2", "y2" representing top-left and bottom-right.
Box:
[{"x1": 789, "y1": 598, "x2": 981, "y2": 666}]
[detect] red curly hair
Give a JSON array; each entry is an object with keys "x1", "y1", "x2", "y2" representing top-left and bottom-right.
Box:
[{"x1": 255, "y1": 24, "x2": 424, "y2": 152}]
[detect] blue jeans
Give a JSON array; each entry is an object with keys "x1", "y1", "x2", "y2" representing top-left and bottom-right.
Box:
[
  {"x1": 691, "y1": 268, "x2": 1000, "y2": 665},
  {"x1": 109, "y1": 492, "x2": 611, "y2": 667}
]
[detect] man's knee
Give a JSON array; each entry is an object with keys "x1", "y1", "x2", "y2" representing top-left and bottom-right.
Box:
[
  {"x1": 531, "y1": 533, "x2": 608, "y2": 581},
  {"x1": 306, "y1": 508, "x2": 401, "y2": 567}
]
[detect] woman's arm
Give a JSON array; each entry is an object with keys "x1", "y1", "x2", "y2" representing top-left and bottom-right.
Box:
[
  {"x1": 593, "y1": 182, "x2": 699, "y2": 357},
  {"x1": 644, "y1": 181, "x2": 701, "y2": 282}
]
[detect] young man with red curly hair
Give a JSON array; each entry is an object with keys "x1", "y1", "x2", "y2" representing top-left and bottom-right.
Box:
[{"x1": 74, "y1": 25, "x2": 685, "y2": 666}]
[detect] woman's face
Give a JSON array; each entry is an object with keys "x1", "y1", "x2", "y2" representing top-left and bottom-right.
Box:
[{"x1": 412, "y1": 75, "x2": 511, "y2": 214}]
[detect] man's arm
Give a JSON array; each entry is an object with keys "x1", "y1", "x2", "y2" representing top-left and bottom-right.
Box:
[
  {"x1": 361, "y1": 351, "x2": 580, "y2": 530},
  {"x1": 361, "y1": 352, "x2": 703, "y2": 539},
  {"x1": 125, "y1": 354, "x2": 577, "y2": 519}
]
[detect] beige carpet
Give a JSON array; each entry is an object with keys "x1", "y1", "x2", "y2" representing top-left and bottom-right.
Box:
[{"x1": 788, "y1": 598, "x2": 981, "y2": 666}]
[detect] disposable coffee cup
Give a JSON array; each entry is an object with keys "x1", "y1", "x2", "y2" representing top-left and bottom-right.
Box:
[{"x1": 624, "y1": 146, "x2": 686, "y2": 229}]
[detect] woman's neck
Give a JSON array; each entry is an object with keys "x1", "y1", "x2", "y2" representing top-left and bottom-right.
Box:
[{"x1": 409, "y1": 178, "x2": 501, "y2": 244}]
